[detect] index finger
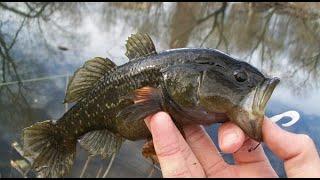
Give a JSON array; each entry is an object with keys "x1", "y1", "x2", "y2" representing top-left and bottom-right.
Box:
[
  {"x1": 145, "y1": 112, "x2": 205, "y2": 177},
  {"x1": 184, "y1": 124, "x2": 227, "y2": 177}
]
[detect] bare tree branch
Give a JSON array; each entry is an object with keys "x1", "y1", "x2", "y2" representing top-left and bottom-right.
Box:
[
  {"x1": 8, "y1": 17, "x2": 26, "y2": 51},
  {"x1": 1, "y1": 47, "x2": 6, "y2": 83},
  {"x1": 0, "y1": 34, "x2": 21, "y2": 83},
  {"x1": 0, "y1": 2, "x2": 49, "y2": 19},
  {"x1": 290, "y1": 52, "x2": 320, "y2": 77},
  {"x1": 244, "y1": 8, "x2": 275, "y2": 60},
  {"x1": 216, "y1": 9, "x2": 229, "y2": 53},
  {"x1": 196, "y1": 2, "x2": 227, "y2": 24},
  {"x1": 200, "y1": 13, "x2": 218, "y2": 47}
]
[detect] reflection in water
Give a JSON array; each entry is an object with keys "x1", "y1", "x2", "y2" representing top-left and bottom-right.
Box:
[{"x1": 0, "y1": 2, "x2": 319, "y2": 178}]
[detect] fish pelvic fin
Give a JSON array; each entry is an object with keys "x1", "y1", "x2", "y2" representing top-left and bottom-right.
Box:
[
  {"x1": 22, "y1": 120, "x2": 76, "y2": 178},
  {"x1": 79, "y1": 129, "x2": 124, "y2": 159}
]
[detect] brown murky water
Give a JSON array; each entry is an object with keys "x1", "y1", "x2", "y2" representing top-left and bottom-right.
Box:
[{"x1": 0, "y1": 2, "x2": 319, "y2": 178}]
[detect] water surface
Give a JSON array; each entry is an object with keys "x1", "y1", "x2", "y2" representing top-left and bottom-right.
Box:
[{"x1": 0, "y1": 2, "x2": 319, "y2": 178}]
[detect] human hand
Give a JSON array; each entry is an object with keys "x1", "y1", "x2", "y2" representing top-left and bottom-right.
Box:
[{"x1": 144, "y1": 112, "x2": 320, "y2": 178}]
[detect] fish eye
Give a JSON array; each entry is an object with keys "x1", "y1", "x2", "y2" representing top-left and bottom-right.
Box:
[{"x1": 233, "y1": 70, "x2": 248, "y2": 82}]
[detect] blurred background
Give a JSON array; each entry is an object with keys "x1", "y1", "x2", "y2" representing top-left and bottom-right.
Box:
[{"x1": 0, "y1": 2, "x2": 319, "y2": 178}]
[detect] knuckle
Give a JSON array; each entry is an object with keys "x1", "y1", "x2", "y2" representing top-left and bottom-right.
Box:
[
  {"x1": 187, "y1": 126, "x2": 206, "y2": 143},
  {"x1": 167, "y1": 169, "x2": 190, "y2": 178},
  {"x1": 205, "y1": 159, "x2": 227, "y2": 177},
  {"x1": 180, "y1": 145, "x2": 193, "y2": 160},
  {"x1": 179, "y1": 145, "x2": 190, "y2": 154},
  {"x1": 157, "y1": 142, "x2": 181, "y2": 158}
]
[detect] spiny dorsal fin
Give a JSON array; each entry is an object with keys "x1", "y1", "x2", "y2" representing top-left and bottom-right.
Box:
[
  {"x1": 79, "y1": 129, "x2": 124, "y2": 159},
  {"x1": 64, "y1": 57, "x2": 116, "y2": 103},
  {"x1": 125, "y1": 33, "x2": 157, "y2": 60}
]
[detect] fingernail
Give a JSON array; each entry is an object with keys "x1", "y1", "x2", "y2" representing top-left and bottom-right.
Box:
[
  {"x1": 222, "y1": 132, "x2": 238, "y2": 148},
  {"x1": 144, "y1": 116, "x2": 152, "y2": 130}
]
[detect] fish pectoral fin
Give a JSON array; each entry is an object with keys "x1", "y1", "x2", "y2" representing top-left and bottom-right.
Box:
[
  {"x1": 117, "y1": 86, "x2": 163, "y2": 122},
  {"x1": 22, "y1": 120, "x2": 76, "y2": 178},
  {"x1": 125, "y1": 33, "x2": 157, "y2": 60},
  {"x1": 79, "y1": 129, "x2": 124, "y2": 159},
  {"x1": 64, "y1": 57, "x2": 116, "y2": 103}
]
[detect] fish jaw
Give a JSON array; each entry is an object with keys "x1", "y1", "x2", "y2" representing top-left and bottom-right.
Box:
[
  {"x1": 229, "y1": 77, "x2": 280, "y2": 142},
  {"x1": 228, "y1": 106, "x2": 264, "y2": 142},
  {"x1": 254, "y1": 77, "x2": 280, "y2": 113}
]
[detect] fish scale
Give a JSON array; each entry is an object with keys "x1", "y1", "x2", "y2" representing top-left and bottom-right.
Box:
[{"x1": 56, "y1": 63, "x2": 162, "y2": 139}]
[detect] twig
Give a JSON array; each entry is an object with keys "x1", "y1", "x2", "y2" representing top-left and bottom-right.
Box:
[
  {"x1": 95, "y1": 164, "x2": 104, "y2": 178},
  {"x1": 65, "y1": 76, "x2": 69, "y2": 111},
  {"x1": 102, "y1": 153, "x2": 116, "y2": 178},
  {"x1": 200, "y1": 13, "x2": 218, "y2": 47},
  {"x1": 290, "y1": 52, "x2": 320, "y2": 76},
  {"x1": 215, "y1": 9, "x2": 228, "y2": 52},
  {"x1": 24, "y1": 2, "x2": 34, "y2": 12},
  {"x1": 196, "y1": 2, "x2": 227, "y2": 24},
  {"x1": 8, "y1": 17, "x2": 26, "y2": 50},
  {"x1": 1, "y1": 48, "x2": 5, "y2": 83},
  {"x1": 80, "y1": 155, "x2": 93, "y2": 178},
  {"x1": 0, "y1": 2, "x2": 49, "y2": 19},
  {"x1": 144, "y1": 160, "x2": 161, "y2": 172},
  {"x1": 0, "y1": 74, "x2": 70, "y2": 87},
  {"x1": 244, "y1": 8, "x2": 276, "y2": 60},
  {"x1": 147, "y1": 166, "x2": 155, "y2": 178},
  {"x1": 173, "y1": 2, "x2": 227, "y2": 46},
  {"x1": 0, "y1": 34, "x2": 21, "y2": 83}
]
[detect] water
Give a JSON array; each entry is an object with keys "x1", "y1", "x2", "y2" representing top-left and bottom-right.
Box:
[{"x1": 0, "y1": 2, "x2": 319, "y2": 178}]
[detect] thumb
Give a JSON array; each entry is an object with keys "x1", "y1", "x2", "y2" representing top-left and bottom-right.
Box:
[{"x1": 263, "y1": 118, "x2": 320, "y2": 177}]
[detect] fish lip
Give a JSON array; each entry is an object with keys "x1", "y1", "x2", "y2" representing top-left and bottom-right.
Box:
[{"x1": 253, "y1": 77, "x2": 280, "y2": 113}]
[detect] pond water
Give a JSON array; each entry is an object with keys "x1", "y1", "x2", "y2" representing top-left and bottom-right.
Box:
[{"x1": 0, "y1": 2, "x2": 319, "y2": 178}]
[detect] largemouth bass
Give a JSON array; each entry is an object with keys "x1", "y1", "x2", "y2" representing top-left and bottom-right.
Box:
[{"x1": 21, "y1": 33, "x2": 279, "y2": 177}]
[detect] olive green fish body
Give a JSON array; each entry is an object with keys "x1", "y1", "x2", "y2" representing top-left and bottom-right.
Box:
[
  {"x1": 56, "y1": 48, "x2": 222, "y2": 140},
  {"x1": 21, "y1": 33, "x2": 280, "y2": 177}
]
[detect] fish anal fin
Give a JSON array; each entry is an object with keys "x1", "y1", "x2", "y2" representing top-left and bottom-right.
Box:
[
  {"x1": 125, "y1": 33, "x2": 157, "y2": 60},
  {"x1": 79, "y1": 129, "x2": 124, "y2": 159},
  {"x1": 64, "y1": 57, "x2": 116, "y2": 103}
]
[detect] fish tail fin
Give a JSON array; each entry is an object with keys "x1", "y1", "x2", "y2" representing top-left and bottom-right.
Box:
[{"x1": 22, "y1": 120, "x2": 76, "y2": 178}]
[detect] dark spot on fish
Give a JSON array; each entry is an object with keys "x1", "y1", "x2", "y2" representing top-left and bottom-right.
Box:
[{"x1": 215, "y1": 64, "x2": 225, "y2": 69}]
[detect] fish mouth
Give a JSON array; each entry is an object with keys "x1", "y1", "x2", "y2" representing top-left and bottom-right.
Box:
[
  {"x1": 253, "y1": 77, "x2": 280, "y2": 113},
  {"x1": 227, "y1": 77, "x2": 280, "y2": 142}
]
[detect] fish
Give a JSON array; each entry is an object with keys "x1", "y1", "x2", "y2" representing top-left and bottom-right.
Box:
[{"x1": 21, "y1": 33, "x2": 280, "y2": 177}]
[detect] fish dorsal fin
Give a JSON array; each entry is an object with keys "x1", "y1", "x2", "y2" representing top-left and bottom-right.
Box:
[
  {"x1": 64, "y1": 57, "x2": 116, "y2": 103},
  {"x1": 125, "y1": 33, "x2": 157, "y2": 60},
  {"x1": 79, "y1": 129, "x2": 124, "y2": 159}
]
